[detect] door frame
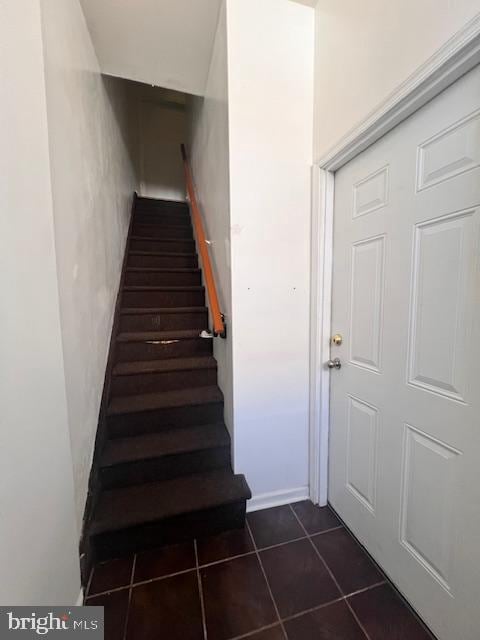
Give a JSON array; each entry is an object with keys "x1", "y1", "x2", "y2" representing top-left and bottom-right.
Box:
[{"x1": 309, "y1": 13, "x2": 480, "y2": 506}]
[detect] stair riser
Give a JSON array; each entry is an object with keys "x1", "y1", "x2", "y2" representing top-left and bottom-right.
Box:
[
  {"x1": 132, "y1": 225, "x2": 193, "y2": 239},
  {"x1": 92, "y1": 501, "x2": 246, "y2": 561},
  {"x1": 125, "y1": 271, "x2": 201, "y2": 287},
  {"x1": 136, "y1": 200, "x2": 188, "y2": 209},
  {"x1": 115, "y1": 338, "x2": 212, "y2": 362},
  {"x1": 127, "y1": 254, "x2": 198, "y2": 269},
  {"x1": 100, "y1": 447, "x2": 231, "y2": 489},
  {"x1": 119, "y1": 310, "x2": 208, "y2": 332},
  {"x1": 130, "y1": 239, "x2": 195, "y2": 253},
  {"x1": 136, "y1": 203, "x2": 189, "y2": 213},
  {"x1": 122, "y1": 289, "x2": 205, "y2": 308},
  {"x1": 134, "y1": 213, "x2": 191, "y2": 224},
  {"x1": 111, "y1": 367, "x2": 217, "y2": 396},
  {"x1": 108, "y1": 402, "x2": 224, "y2": 438}
]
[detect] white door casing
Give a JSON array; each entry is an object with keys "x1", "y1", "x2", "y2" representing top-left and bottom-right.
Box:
[{"x1": 327, "y1": 63, "x2": 480, "y2": 640}]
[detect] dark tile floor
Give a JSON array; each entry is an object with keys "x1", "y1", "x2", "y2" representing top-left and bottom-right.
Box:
[{"x1": 84, "y1": 501, "x2": 435, "y2": 640}]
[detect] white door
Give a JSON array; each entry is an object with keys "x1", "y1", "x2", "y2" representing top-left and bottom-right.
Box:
[{"x1": 329, "y1": 64, "x2": 480, "y2": 640}]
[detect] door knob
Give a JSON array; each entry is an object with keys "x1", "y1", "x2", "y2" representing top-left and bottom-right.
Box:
[{"x1": 327, "y1": 358, "x2": 342, "y2": 370}]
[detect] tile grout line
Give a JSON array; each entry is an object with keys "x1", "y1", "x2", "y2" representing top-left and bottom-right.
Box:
[
  {"x1": 84, "y1": 565, "x2": 386, "y2": 604},
  {"x1": 345, "y1": 581, "x2": 387, "y2": 599},
  {"x1": 246, "y1": 520, "x2": 288, "y2": 640},
  {"x1": 226, "y1": 621, "x2": 285, "y2": 640},
  {"x1": 288, "y1": 504, "x2": 373, "y2": 640},
  {"x1": 85, "y1": 507, "x2": 391, "y2": 639},
  {"x1": 335, "y1": 518, "x2": 393, "y2": 586},
  {"x1": 194, "y1": 539, "x2": 208, "y2": 640},
  {"x1": 84, "y1": 567, "x2": 94, "y2": 602},
  {"x1": 121, "y1": 553, "x2": 137, "y2": 640},
  {"x1": 278, "y1": 580, "x2": 387, "y2": 626},
  {"x1": 84, "y1": 526, "x2": 389, "y2": 600},
  {"x1": 310, "y1": 524, "x2": 344, "y2": 538},
  {"x1": 84, "y1": 524, "x2": 378, "y2": 601},
  {"x1": 281, "y1": 595, "x2": 346, "y2": 623},
  {"x1": 260, "y1": 534, "x2": 306, "y2": 550},
  {"x1": 86, "y1": 566, "x2": 196, "y2": 599},
  {"x1": 85, "y1": 533, "x2": 320, "y2": 599}
]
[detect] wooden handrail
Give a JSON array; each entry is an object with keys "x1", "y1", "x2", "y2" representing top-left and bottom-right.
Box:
[{"x1": 181, "y1": 144, "x2": 226, "y2": 338}]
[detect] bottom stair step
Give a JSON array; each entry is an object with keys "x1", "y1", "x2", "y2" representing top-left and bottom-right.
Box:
[
  {"x1": 100, "y1": 423, "x2": 231, "y2": 488},
  {"x1": 91, "y1": 470, "x2": 251, "y2": 560}
]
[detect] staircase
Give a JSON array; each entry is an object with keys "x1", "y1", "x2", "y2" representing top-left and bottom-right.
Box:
[{"x1": 88, "y1": 195, "x2": 250, "y2": 562}]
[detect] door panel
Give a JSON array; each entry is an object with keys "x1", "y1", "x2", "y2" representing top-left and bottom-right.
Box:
[
  {"x1": 416, "y1": 109, "x2": 480, "y2": 191},
  {"x1": 400, "y1": 424, "x2": 460, "y2": 593},
  {"x1": 408, "y1": 209, "x2": 477, "y2": 402},
  {"x1": 353, "y1": 165, "x2": 390, "y2": 217},
  {"x1": 329, "y1": 64, "x2": 480, "y2": 640},
  {"x1": 350, "y1": 235, "x2": 385, "y2": 373},
  {"x1": 345, "y1": 395, "x2": 379, "y2": 514}
]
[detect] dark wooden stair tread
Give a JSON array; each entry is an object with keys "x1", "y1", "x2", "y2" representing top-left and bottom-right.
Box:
[
  {"x1": 133, "y1": 218, "x2": 190, "y2": 223},
  {"x1": 120, "y1": 306, "x2": 208, "y2": 315},
  {"x1": 126, "y1": 267, "x2": 200, "y2": 274},
  {"x1": 133, "y1": 218, "x2": 191, "y2": 226},
  {"x1": 133, "y1": 221, "x2": 191, "y2": 227},
  {"x1": 91, "y1": 470, "x2": 251, "y2": 535},
  {"x1": 108, "y1": 385, "x2": 223, "y2": 415},
  {"x1": 116, "y1": 329, "x2": 207, "y2": 342},
  {"x1": 123, "y1": 285, "x2": 204, "y2": 292},
  {"x1": 101, "y1": 423, "x2": 229, "y2": 467},
  {"x1": 130, "y1": 235, "x2": 194, "y2": 242},
  {"x1": 113, "y1": 356, "x2": 217, "y2": 376},
  {"x1": 132, "y1": 223, "x2": 192, "y2": 231},
  {"x1": 136, "y1": 197, "x2": 188, "y2": 206},
  {"x1": 135, "y1": 210, "x2": 188, "y2": 215},
  {"x1": 128, "y1": 250, "x2": 196, "y2": 257}
]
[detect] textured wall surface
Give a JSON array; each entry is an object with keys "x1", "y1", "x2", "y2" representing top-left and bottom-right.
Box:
[
  {"x1": 190, "y1": 0, "x2": 234, "y2": 438},
  {"x1": 0, "y1": 0, "x2": 81, "y2": 604},
  {"x1": 40, "y1": 0, "x2": 138, "y2": 525}
]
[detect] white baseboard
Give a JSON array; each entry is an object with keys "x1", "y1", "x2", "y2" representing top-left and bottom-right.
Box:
[
  {"x1": 75, "y1": 589, "x2": 84, "y2": 606},
  {"x1": 246, "y1": 486, "x2": 309, "y2": 513}
]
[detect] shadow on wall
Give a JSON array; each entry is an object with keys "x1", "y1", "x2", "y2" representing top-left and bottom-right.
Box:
[
  {"x1": 102, "y1": 75, "x2": 140, "y2": 186},
  {"x1": 133, "y1": 85, "x2": 188, "y2": 201}
]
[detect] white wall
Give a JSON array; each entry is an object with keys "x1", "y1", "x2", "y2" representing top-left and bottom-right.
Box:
[
  {"x1": 189, "y1": 1, "x2": 234, "y2": 436},
  {"x1": 314, "y1": 0, "x2": 480, "y2": 159},
  {"x1": 227, "y1": 0, "x2": 314, "y2": 504},
  {"x1": 0, "y1": 0, "x2": 80, "y2": 604},
  {"x1": 138, "y1": 97, "x2": 187, "y2": 201},
  {"x1": 40, "y1": 0, "x2": 138, "y2": 525},
  {"x1": 80, "y1": 0, "x2": 222, "y2": 96}
]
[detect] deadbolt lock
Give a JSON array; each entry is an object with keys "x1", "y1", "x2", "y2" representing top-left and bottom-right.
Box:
[{"x1": 331, "y1": 334, "x2": 343, "y2": 346}]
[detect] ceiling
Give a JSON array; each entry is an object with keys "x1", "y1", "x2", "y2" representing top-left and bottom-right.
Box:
[{"x1": 80, "y1": 0, "x2": 222, "y2": 96}]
